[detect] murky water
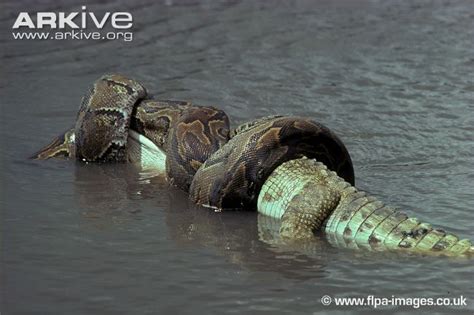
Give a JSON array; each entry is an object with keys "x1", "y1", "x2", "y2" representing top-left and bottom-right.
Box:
[{"x1": 1, "y1": 1, "x2": 473, "y2": 314}]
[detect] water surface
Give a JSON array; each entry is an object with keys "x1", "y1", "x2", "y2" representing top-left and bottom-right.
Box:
[{"x1": 1, "y1": 1, "x2": 473, "y2": 314}]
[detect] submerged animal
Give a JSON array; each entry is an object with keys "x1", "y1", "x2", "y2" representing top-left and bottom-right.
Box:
[{"x1": 32, "y1": 74, "x2": 473, "y2": 257}]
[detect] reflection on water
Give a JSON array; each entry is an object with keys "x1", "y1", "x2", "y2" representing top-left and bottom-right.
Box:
[
  {"x1": 74, "y1": 165, "x2": 330, "y2": 280},
  {"x1": 74, "y1": 164, "x2": 169, "y2": 226}
]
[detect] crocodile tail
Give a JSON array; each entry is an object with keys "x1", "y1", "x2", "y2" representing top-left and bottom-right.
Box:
[{"x1": 324, "y1": 192, "x2": 473, "y2": 256}]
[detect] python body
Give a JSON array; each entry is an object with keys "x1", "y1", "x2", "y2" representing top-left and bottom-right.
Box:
[{"x1": 32, "y1": 74, "x2": 473, "y2": 257}]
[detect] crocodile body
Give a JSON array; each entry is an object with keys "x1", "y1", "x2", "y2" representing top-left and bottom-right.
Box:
[{"x1": 258, "y1": 157, "x2": 473, "y2": 256}]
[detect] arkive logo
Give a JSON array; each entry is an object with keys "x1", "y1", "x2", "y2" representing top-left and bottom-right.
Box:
[
  {"x1": 12, "y1": 6, "x2": 133, "y2": 29},
  {"x1": 11, "y1": 6, "x2": 134, "y2": 42}
]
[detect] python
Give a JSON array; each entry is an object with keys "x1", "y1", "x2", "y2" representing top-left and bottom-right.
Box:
[
  {"x1": 12, "y1": 6, "x2": 132, "y2": 29},
  {"x1": 32, "y1": 74, "x2": 474, "y2": 257}
]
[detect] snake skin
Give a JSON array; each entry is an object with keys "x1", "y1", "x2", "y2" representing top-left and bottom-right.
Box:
[
  {"x1": 74, "y1": 74, "x2": 147, "y2": 162},
  {"x1": 33, "y1": 74, "x2": 353, "y2": 210},
  {"x1": 189, "y1": 116, "x2": 353, "y2": 209}
]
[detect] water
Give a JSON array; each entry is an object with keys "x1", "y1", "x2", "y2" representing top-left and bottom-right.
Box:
[{"x1": 1, "y1": 0, "x2": 473, "y2": 314}]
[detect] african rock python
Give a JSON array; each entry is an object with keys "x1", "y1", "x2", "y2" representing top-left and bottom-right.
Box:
[{"x1": 32, "y1": 74, "x2": 354, "y2": 210}]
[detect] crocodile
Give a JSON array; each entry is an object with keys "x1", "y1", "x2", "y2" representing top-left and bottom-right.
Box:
[{"x1": 126, "y1": 130, "x2": 474, "y2": 257}]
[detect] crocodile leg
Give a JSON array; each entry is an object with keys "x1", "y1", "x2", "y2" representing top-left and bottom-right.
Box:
[{"x1": 280, "y1": 184, "x2": 340, "y2": 239}]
